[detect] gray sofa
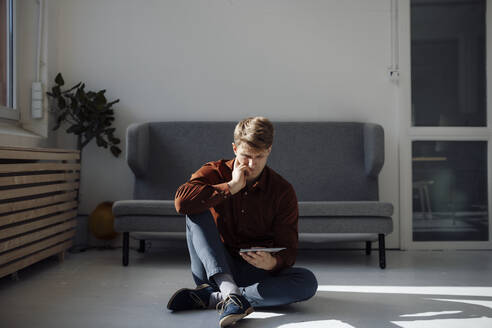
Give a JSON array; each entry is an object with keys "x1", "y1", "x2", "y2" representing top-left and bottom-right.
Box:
[{"x1": 113, "y1": 122, "x2": 393, "y2": 269}]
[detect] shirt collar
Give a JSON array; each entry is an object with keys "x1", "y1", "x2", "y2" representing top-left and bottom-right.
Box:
[{"x1": 226, "y1": 159, "x2": 268, "y2": 191}]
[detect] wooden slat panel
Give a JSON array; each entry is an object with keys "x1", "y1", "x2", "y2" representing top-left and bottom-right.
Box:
[
  {"x1": 0, "y1": 163, "x2": 80, "y2": 173},
  {"x1": 0, "y1": 146, "x2": 79, "y2": 279},
  {"x1": 0, "y1": 145, "x2": 80, "y2": 154},
  {"x1": 0, "y1": 210, "x2": 77, "y2": 239},
  {"x1": 0, "y1": 191, "x2": 77, "y2": 214},
  {"x1": 0, "y1": 201, "x2": 78, "y2": 227},
  {"x1": 0, "y1": 182, "x2": 79, "y2": 200},
  {"x1": 0, "y1": 149, "x2": 80, "y2": 161},
  {"x1": 0, "y1": 230, "x2": 75, "y2": 265},
  {"x1": 0, "y1": 240, "x2": 72, "y2": 279},
  {"x1": 0, "y1": 220, "x2": 76, "y2": 253},
  {"x1": 0, "y1": 172, "x2": 80, "y2": 187}
]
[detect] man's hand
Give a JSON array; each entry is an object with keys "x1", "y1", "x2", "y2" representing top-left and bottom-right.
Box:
[
  {"x1": 239, "y1": 250, "x2": 277, "y2": 271},
  {"x1": 228, "y1": 159, "x2": 250, "y2": 195}
]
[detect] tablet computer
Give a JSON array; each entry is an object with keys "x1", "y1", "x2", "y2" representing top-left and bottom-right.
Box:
[{"x1": 239, "y1": 247, "x2": 286, "y2": 253}]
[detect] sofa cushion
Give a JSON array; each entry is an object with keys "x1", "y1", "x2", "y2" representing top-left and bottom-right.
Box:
[
  {"x1": 112, "y1": 200, "x2": 178, "y2": 216},
  {"x1": 299, "y1": 216, "x2": 393, "y2": 234},
  {"x1": 114, "y1": 215, "x2": 184, "y2": 232},
  {"x1": 298, "y1": 201, "x2": 393, "y2": 217},
  {"x1": 113, "y1": 200, "x2": 393, "y2": 219},
  {"x1": 113, "y1": 214, "x2": 393, "y2": 234}
]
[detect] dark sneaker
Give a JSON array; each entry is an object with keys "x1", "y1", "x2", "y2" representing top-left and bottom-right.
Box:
[
  {"x1": 217, "y1": 293, "x2": 254, "y2": 327},
  {"x1": 167, "y1": 284, "x2": 215, "y2": 311}
]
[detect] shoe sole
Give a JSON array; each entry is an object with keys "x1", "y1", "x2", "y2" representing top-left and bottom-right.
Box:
[
  {"x1": 219, "y1": 306, "x2": 254, "y2": 327},
  {"x1": 166, "y1": 284, "x2": 210, "y2": 311}
]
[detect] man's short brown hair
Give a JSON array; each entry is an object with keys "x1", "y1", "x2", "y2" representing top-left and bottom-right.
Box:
[{"x1": 233, "y1": 117, "x2": 274, "y2": 150}]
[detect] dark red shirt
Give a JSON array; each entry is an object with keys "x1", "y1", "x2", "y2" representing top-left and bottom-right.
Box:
[{"x1": 175, "y1": 159, "x2": 298, "y2": 272}]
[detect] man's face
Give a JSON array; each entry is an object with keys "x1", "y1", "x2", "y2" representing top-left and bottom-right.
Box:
[{"x1": 232, "y1": 142, "x2": 272, "y2": 182}]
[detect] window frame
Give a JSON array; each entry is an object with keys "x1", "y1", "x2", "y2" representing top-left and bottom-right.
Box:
[
  {"x1": 399, "y1": 0, "x2": 492, "y2": 250},
  {"x1": 0, "y1": 0, "x2": 18, "y2": 121}
]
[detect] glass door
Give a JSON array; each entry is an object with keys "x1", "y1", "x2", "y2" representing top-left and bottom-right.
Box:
[{"x1": 399, "y1": 0, "x2": 492, "y2": 249}]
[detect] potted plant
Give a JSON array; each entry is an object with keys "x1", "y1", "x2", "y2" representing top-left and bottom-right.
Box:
[{"x1": 47, "y1": 73, "x2": 122, "y2": 202}]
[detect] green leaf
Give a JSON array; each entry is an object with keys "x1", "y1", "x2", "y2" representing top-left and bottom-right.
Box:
[
  {"x1": 76, "y1": 88, "x2": 88, "y2": 106},
  {"x1": 62, "y1": 82, "x2": 82, "y2": 94},
  {"x1": 55, "y1": 73, "x2": 65, "y2": 86},
  {"x1": 94, "y1": 92, "x2": 107, "y2": 108},
  {"x1": 50, "y1": 85, "x2": 61, "y2": 97},
  {"x1": 110, "y1": 145, "x2": 122, "y2": 157},
  {"x1": 96, "y1": 135, "x2": 107, "y2": 148},
  {"x1": 76, "y1": 87, "x2": 85, "y2": 99},
  {"x1": 107, "y1": 99, "x2": 119, "y2": 107},
  {"x1": 66, "y1": 125, "x2": 84, "y2": 135},
  {"x1": 73, "y1": 105, "x2": 81, "y2": 118},
  {"x1": 69, "y1": 97, "x2": 78, "y2": 110},
  {"x1": 52, "y1": 116, "x2": 63, "y2": 131},
  {"x1": 49, "y1": 74, "x2": 120, "y2": 156},
  {"x1": 57, "y1": 96, "x2": 67, "y2": 109}
]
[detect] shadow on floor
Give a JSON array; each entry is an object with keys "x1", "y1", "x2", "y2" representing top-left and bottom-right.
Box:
[{"x1": 234, "y1": 290, "x2": 492, "y2": 328}]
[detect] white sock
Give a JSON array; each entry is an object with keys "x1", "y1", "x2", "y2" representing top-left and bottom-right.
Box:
[
  {"x1": 212, "y1": 273, "x2": 241, "y2": 298},
  {"x1": 208, "y1": 291, "x2": 223, "y2": 309}
]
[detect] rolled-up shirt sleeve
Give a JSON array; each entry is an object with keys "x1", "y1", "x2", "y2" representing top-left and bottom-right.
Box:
[
  {"x1": 175, "y1": 163, "x2": 231, "y2": 215},
  {"x1": 271, "y1": 185, "x2": 298, "y2": 272}
]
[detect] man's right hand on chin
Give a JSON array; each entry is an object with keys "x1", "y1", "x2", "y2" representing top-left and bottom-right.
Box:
[{"x1": 228, "y1": 159, "x2": 250, "y2": 195}]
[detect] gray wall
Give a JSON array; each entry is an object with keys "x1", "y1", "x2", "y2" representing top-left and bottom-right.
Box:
[{"x1": 48, "y1": 0, "x2": 401, "y2": 247}]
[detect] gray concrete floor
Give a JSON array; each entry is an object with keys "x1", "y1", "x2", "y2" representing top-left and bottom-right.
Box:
[{"x1": 1, "y1": 247, "x2": 492, "y2": 328}]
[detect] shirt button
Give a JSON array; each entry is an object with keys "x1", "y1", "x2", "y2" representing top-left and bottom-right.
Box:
[
  {"x1": 241, "y1": 209, "x2": 245, "y2": 214},
  {"x1": 244, "y1": 191, "x2": 248, "y2": 196},
  {"x1": 201, "y1": 200, "x2": 205, "y2": 204}
]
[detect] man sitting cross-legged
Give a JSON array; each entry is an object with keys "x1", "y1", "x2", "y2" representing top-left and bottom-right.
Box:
[{"x1": 167, "y1": 117, "x2": 318, "y2": 327}]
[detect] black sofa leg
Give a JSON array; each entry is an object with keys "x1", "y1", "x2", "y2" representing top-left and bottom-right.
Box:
[
  {"x1": 138, "y1": 240, "x2": 146, "y2": 253},
  {"x1": 365, "y1": 241, "x2": 371, "y2": 255},
  {"x1": 378, "y1": 234, "x2": 386, "y2": 269},
  {"x1": 123, "y1": 232, "x2": 129, "y2": 266}
]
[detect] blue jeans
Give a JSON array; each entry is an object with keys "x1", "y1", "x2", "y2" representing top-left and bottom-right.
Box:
[{"x1": 185, "y1": 210, "x2": 318, "y2": 308}]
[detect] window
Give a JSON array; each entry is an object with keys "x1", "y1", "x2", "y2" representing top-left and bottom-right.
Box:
[
  {"x1": 411, "y1": 0, "x2": 486, "y2": 127},
  {"x1": 412, "y1": 140, "x2": 488, "y2": 241},
  {"x1": 0, "y1": 0, "x2": 17, "y2": 120},
  {"x1": 402, "y1": 0, "x2": 491, "y2": 248}
]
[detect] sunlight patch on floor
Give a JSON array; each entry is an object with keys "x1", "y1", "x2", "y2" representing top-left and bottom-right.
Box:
[
  {"x1": 276, "y1": 320, "x2": 355, "y2": 328},
  {"x1": 431, "y1": 299, "x2": 492, "y2": 310},
  {"x1": 317, "y1": 285, "x2": 492, "y2": 297},
  {"x1": 247, "y1": 311, "x2": 285, "y2": 319},
  {"x1": 391, "y1": 317, "x2": 492, "y2": 328}
]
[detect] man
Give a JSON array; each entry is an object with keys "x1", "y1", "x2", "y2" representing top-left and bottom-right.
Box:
[{"x1": 167, "y1": 117, "x2": 317, "y2": 327}]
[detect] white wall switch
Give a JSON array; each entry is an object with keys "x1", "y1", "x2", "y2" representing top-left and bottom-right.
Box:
[{"x1": 31, "y1": 82, "x2": 43, "y2": 119}]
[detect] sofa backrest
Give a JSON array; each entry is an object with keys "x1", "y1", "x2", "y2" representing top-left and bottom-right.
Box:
[{"x1": 127, "y1": 121, "x2": 384, "y2": 202}]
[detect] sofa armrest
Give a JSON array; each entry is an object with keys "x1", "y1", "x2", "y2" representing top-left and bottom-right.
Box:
[
  {"x1": 126, "y1": 122, "x2": 150, "y2": 177},
  {"x1": 363, "y1": 123, "x2": 384, "y2": 178}
]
